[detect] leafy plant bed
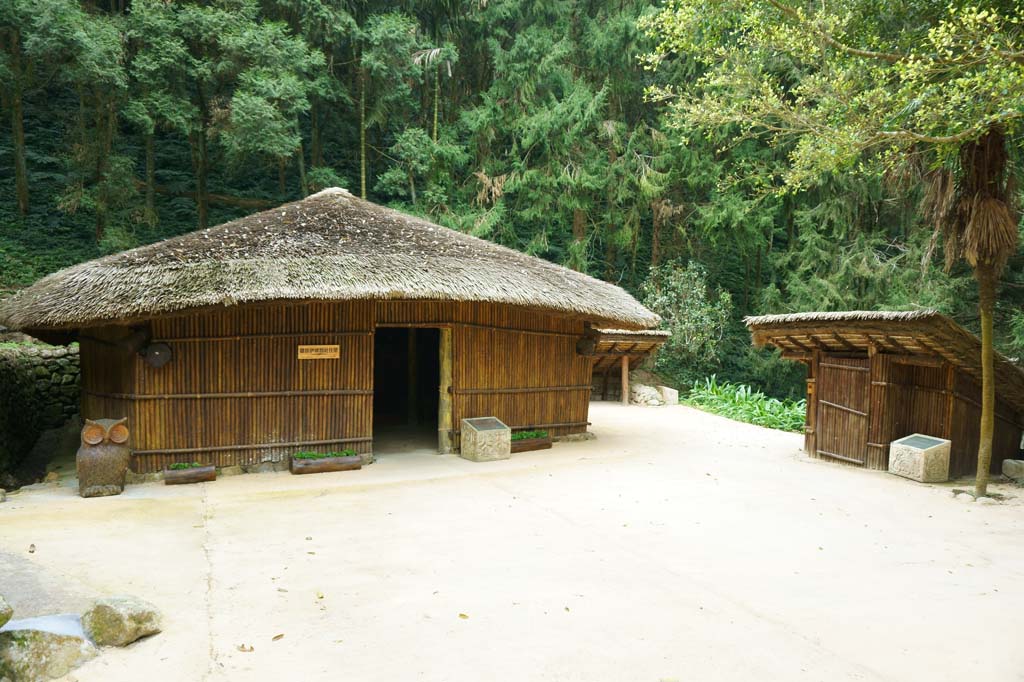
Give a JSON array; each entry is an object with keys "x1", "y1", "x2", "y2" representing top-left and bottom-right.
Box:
[
  {"x1": 164, "y1": 462, "x2": 216, "y2": 485},
  {"x1": 510, "y1": 430, "x2": 552, "y2": 453},
  {"x1": 289, "y1": 450, "x2": 363, "y2": 475},
  {"x1": 685, "y1": 376, "x2": 806, "y2": 432}
]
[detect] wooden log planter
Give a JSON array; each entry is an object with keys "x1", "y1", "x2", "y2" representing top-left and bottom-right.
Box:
[
  {"x1": 289, "y1": 451, "x2": 363, "y2": 475},
  {"x1": 510, "y1": 430, "x2": 552, "y2": 453},
  {"x1": 164, "y1": 463, "x2": 216, "y2": 485}
]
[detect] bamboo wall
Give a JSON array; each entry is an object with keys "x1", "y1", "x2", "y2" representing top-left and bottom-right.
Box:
[
  {"x1": 79, "y1": 300, "x2": 592, "y2": 472},
  {"x1": 806, "y1": 350, "x2": 1022, "y2": 477}
]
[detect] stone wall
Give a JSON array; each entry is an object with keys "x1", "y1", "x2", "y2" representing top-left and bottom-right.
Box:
[{"x1": 0, "y1": 343, "x2": 80, "y2": 486}]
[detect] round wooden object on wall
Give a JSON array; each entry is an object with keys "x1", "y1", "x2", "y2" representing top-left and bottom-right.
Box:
[{"x1": 142, "y1": 343, "x2": 173, "y2": 368}]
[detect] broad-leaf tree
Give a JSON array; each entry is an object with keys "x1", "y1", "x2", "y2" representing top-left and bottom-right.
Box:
[{"x1": 643, "y1": 0, "x2": 1023, "y2": 495}]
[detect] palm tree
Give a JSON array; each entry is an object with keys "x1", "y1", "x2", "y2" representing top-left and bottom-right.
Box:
[{"x1": 924, "y1": 126, "x2": 1019, "y2": 497}]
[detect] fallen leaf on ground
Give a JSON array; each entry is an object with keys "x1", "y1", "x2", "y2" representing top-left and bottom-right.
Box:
[
  {"x1": 458, "y1": 613, "x2": 469, "y2": 620},
  {"x1": 236, "y1": 644, "x2": 254, "y2": 652},
  {"x1": 272, "y1": 634, "x2": 284, "y2": 641}
]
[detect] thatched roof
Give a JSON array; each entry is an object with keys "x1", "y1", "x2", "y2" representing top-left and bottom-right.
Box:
[
  {"x1": 745, "y1": 310, "x2": 1024, "y2": 414},
  {"x1": 0, "y1": 188, "x2": 659, "y2": 332}
]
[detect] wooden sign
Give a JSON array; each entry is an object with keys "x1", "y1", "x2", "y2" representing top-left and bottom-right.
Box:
[{"x1": 297, "y1": 344, "x2": 340, "y2": 360}]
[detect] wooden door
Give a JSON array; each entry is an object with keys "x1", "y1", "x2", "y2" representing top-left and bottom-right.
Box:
[{"x1": 815, "y1": 355, "x2": 870, "y2": 465}]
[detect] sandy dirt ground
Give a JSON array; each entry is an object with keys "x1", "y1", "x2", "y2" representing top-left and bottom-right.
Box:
[{"x1": 1, "y1": 402, "x2": 1022, "y2": 682}]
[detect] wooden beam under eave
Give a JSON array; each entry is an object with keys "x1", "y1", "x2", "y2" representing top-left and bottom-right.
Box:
[
  {"x1": 829, "y1": 332, "x2": 857, "y2": 351},
  {"x1": 890, "y1": 354, "x2": 946, "y2": 368},
  {"x1": 784, "y1": 335, "x2": 812, "y2": 353}
]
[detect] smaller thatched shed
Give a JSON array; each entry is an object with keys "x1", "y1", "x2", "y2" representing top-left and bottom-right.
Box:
[
  {"x1": 746, "y1": 310, "x2": 1024, "y2": 477},
  {"x1": 589, "y1": 329, "x2": 671, "y2": 404}
]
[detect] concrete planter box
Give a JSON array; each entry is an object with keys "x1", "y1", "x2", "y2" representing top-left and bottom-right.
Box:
[
  {"x1": 510, "y1": 436, "x2": 552, "y2": 453},
  {"x1": 164, "y1": 465, "x2": 216, "y2": 485},
  {"x1": 888, "y1": 434, "x2": 950, "y2": 483},
  {"x1": 460, "y1": 417, "x2": 511, "y2": 462},
  {"x1": 289, "y1": 454, "x2": 363, "y2": 475}
]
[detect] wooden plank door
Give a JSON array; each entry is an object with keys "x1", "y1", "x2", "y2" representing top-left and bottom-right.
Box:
[{"x1": 816, "y1": 355, "x2": 870, "y2": 465}]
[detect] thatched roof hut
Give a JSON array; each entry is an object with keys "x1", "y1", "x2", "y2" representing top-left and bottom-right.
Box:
[
  {"x1": 1, "y1": 189, "x2": 663, "y2": 474},
  {"x1": 746, "y1": 310, "x2": 1023, "y2": 477},
  {"x1": 0, "y1": 188, "x2": 657, "y2": 334}
]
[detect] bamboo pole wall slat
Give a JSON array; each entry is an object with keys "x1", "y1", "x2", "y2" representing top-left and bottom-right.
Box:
[
  {"x1": 81, "y1": 300, "x2": 594, "y2": 472},
  {"x1": 804, "y1": 349, "x2": 1022, "y2": 477}
]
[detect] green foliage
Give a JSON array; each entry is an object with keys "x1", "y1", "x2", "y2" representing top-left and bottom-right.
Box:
[
  {"x1": 293, "y1": 449, "x2": 357, "y2": 460},
  {"x1": 641, "y1": 262, "x2": 733, "y2": 385},
  {"x1": 685, "y1": 376, "x2": 806, "y2": 433},
  {"x1": 1, "y1": 0, "x2": 1022, "y2": 408},
  {"x1": 168, "y1": 462, "x2": 205, "y2": 470},
  {"x1": 511, "y1": 430, "x2": 549, "y2": 441},
  {"x1": 641, "y1": 1, "x2": 1024, "y2": 185}
]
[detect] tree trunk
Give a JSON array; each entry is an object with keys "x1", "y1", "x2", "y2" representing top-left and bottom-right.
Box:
[
  {"x1": 359, "y1": 67, "x2": 367, "y2": 200},
  {"x1": 8, "y1": 30, "x2": 29, "y2": 216},
  {"x1": 296, "y1": 142, "x2": 308, "y2": 197},
  {"x1": 278, "y1": 157, "x2": 286, "y2": 195},
  {"x1": 310, "y1": 99, "x2": 323, "y2": 168},
  {"x1": 974, "y1": 263, "x2": 998, "y2": 497},
  {"x1": 190, "y1": 129, "x2": 209, "y2": 230},
  {"x1": 144, "y1": 132, "x2": 157, "y2": 226},
  {"x1": 432, "y1": 66, "x2": 440, "y2": 143},
  {"x1": 650, "y1": 200, "x2": 663, "y2": 268},
  {"x1": 192, "y1": 87, "x2": 210, "y2": 230},
  {"x1": 92, "y1": 97, "x2": 115, "y2": 241}
]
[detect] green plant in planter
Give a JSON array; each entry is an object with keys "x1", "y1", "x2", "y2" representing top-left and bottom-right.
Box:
[
  {"x1": 168, "y1": 462, "x2": 206, "y2": 470},
  {"x1": 293, "y1": 449, "x2": 358, "y2": 460},
  {"x1": 511, "y1": 430, "x2": 548, "y2": 441}
]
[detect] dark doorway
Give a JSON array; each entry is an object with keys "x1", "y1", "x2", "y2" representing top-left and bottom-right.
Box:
[{"x1": 373, "y1": 328, "x2": 440, "y2": 452}]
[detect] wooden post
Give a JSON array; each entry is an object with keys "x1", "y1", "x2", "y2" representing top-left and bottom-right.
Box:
[
  {"x1": 407, "y1": 328, "x2": 417, "y2": 426},
  {"x1": 944, "y1": 363, "x2": 955, "y2": 440},
  {"x1": 805, "y1": 350, "x2": 819, "y2": 455},
  {"x1": 621, "y1": 356, "x2": 629, "y2": 406},
  {"x1": 438, "y1": 327, "x2": 453, "y2": 453}
]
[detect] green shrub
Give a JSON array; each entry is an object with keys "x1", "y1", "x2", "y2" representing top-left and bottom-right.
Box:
[
  {"x1": 685, "y1": 375, "x2": 806, "y2": 432},
  {"x1": 168, "y1": 462, "x2": 206, "y2": 470},
  {"x1": 293, "y1": 449, "x2": 358, "y2": 460},
  {"x1": 511, "y1": 430, "x2": 549, "y2": 441}
]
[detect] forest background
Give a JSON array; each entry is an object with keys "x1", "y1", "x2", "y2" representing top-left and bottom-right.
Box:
[{"x1": 2, "y1": 0, "x2": 1022, "y2": 400}]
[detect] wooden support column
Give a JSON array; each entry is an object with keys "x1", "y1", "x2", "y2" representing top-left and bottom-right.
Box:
[
  {"x1": 865, "y1": 350, "x2": 894, "y2": 469},
  {"x1": 407, "y1": 328, "x2": 417, "y2": 425},
  {"x1": 805, "y1": 351, "x2": 818, "y2": 454},
  {"x1": 621, "y1": 356, "x2": 630, "y2": 406},
  {"x1": 943, "y1": 363, "x2": 955, "y2": 440},
  {"x1": 437, "y1": 327, "x2": 453, "y2": 454}
]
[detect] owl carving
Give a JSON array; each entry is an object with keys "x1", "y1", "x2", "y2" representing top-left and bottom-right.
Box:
[{"x1": 76, "y1": 418, "x2": 131, "y2": 498}]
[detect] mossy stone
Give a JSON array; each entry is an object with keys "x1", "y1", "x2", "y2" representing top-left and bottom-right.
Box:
[{"x1": 81, "y1": 596, "x2": 161, "y2": 647}]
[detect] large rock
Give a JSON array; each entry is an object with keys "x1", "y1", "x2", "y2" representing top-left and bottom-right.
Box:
[
  {"x1": 630, "y1": 384, "x2": 664, "y2": 406},
  {"x1": 0, "y1": 596, "x2": 11, "y2": 629},
  {"x1": 657, "y1": 385, "x2": 679, "y2": 405},
  {"x1": 1003, "y1": 459, "x2": 1024, "y2": 482},
  {"x1": 81, "y1": 596, "x2": 161, "y2": 647},
  {"x1": 0, "y1": 614, "x2": 98, "y2": 681}
]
